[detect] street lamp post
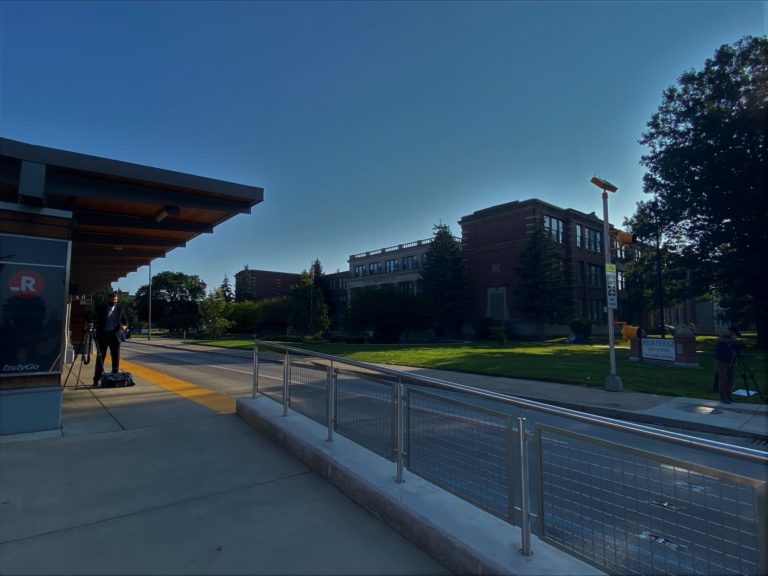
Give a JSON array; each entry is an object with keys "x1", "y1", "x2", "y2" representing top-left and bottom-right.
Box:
[{"x1": 590, "y1": 176, "x2": 623, "y2": 392}]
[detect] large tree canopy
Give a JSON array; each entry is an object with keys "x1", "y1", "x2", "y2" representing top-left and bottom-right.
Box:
[
  {"x1": 638, "y1": 35, "x2": 768, "y2": 345},
  {"x1": 134, "y1": 271, "x2": 206, "y2": 332}
]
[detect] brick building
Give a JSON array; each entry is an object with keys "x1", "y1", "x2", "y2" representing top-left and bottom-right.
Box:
[
  {"x1": 234, "y1": 268, "x2": 300, "y2": 302},
  {"x1": 459, "y1": 198, "x2": 626, "y2": 337}
]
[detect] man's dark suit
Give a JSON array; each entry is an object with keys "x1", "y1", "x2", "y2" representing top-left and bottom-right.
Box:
[{"x1": 93, "y1": 300, "x2": 127, "y2": 385}]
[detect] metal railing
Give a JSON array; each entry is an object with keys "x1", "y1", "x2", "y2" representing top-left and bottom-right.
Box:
[{"x1": 250, "y1": 339, "x2": 768, "y2": 575}]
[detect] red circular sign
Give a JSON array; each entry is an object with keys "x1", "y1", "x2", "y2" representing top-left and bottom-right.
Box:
[{"x1": 9, "y1": 269, "x2": 45, "y2": 298}]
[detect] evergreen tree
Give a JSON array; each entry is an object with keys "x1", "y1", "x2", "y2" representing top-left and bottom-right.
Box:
[
  {"x1": 219, "y1": 275, "x2": 235, "y2": 303},
  {"x1": 514, "y1": 225, "x2": 572, "y2": 338},
  {"x1": 420, "y1": 224, "x2": 465, "y2": 335},
  {"x1": 287, "y1": 271, "x2": 330, "y2": 337}
]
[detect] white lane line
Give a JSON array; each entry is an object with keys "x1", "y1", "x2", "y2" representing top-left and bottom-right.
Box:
[{"x1": 124, "y1": 346, "x2": 283, "y2": 379}]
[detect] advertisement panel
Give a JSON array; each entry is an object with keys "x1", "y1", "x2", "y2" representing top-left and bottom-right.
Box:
[{"x1": 0, "y1": 234, "x2": 70, "y2": 376}]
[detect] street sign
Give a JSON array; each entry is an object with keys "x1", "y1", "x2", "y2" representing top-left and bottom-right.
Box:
[{"x1": 605, "y1": 264, "x2": 618, "y2": 309}]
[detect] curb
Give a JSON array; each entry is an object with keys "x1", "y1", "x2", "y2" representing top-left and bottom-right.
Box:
[{"x1": 236, "y1": 397, "x2": 603, "y2": 576}]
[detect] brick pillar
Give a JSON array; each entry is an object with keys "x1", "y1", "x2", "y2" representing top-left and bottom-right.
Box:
[
  {"x1": 629, "y1": 338, "x2": 642, "y2": 361},
  {"x1": 674, "y1": 326, "x2": 698, "y2": 367}
]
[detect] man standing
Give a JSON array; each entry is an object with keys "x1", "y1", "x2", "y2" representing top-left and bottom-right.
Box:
[
  {"x1": 92, "y1": 292, "x2": 127, "y2": 386},
  {"x1": 715, "y1": 325, "x2": 741, "y2": 404}
]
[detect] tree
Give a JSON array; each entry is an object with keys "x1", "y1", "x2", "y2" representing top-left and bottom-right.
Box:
[
  {"x1": 623, "y1": 202, "x2": 692, "y2": 330},
  {"x1": 219, "y1": 275, "x2": 235, "y2": 303},
  {"x1": 224, "y1": 300, "x2": 260, "y2": 333},
  {"x1": 134, "y1": 271, "x2": 207, "y2": 333},
  {"x1": 287, "y1": 271, "x2": 330, "y2": 337},
  {"x1": 257, "y1": 296, "x2": 291, "y2": 334},
  {"x1": 514, "y1": 225, "x2": 572, "y2": 338},
  {"x1": 198, "y1": 289, "x2": 234, "y2": 339},
  {"x1": 346, "y1": 287, "x2": 433, "y2": 343},
  {"x1": 638, "y1": 36, "x2": 768, "y2": 345},
  {"x1": 420, "y1": 224, "x2": 465, "y2": 335}
]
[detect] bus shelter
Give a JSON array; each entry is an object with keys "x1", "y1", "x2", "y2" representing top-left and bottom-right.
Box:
[{"x1": 0, "y1": 138, "x2": 263, "y2": 434}]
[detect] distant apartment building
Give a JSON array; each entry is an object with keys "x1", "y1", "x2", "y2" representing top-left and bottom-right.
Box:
[
  {"x1": 234, "y1": 268, "x2": 300, "y2": 302},
  {"x1": 459, "y1": 198, "x2": 626, "y2": 336},
  {"x1": 346, "y1": 237, "x2": 437, "y2": 297}
]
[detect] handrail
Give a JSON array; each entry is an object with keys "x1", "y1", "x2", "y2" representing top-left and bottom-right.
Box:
[{"x1": 253, "y1": 339, "x2": 768, "y2": 464}]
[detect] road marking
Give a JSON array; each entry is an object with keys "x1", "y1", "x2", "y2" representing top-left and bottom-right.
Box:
[
  {"x1": 120, "y1": 359, "x2": 235, "y2": 414},
  {"x1": 126, "y1": 347, "x2": 254, "y2": 375}
]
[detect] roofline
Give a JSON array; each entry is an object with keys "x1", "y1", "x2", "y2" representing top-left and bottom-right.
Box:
[{"x1": 0, "y1": 137, "x2": 264, "y2": 202}]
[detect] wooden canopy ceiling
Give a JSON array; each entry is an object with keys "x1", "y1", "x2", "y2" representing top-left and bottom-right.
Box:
[{"x1": 0, "y1": 138, "x2": 264, "y2": 293}]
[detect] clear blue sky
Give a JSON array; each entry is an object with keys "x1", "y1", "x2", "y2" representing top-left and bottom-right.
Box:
[{"x1": 1, "y1": 1, "x2": 765, "y2": 295}]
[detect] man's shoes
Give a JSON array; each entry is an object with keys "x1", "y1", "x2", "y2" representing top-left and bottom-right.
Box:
[
  {"x1": 111, "y1": 369, "x2": 119, "y2": 374},
  {"x1": 89, "y1": 380, "x2": 100, "y2": 388}
]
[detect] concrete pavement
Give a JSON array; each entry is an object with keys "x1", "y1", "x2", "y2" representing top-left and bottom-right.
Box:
[
  {"x1": 2, "y1": 337, "x2": 765, "y2": 575},
  {"x1": 0, "y1": 354, "x2": 450, "y2": 575}
]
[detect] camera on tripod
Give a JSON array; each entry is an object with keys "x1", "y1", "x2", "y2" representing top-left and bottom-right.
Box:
[{"x1": 84, "y1": 311, "x2": 96, "y2": 334}]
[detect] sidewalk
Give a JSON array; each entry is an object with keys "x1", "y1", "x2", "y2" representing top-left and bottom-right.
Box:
[{"x1": 0, "y1": 356, "x2": 449, "y2": 575}]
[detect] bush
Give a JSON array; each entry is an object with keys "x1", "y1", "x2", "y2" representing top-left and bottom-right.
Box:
[
  {"x1": 472, "y1": 317, "x2": 495, "y2": 339},
  {"x1": 569, "y1": 318, "x2": 592, "y2": 338}
]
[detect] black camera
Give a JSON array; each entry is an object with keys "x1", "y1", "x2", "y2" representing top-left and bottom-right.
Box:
[{"x1": 84, "y1": 311, "x2": 96, "y2": 333}]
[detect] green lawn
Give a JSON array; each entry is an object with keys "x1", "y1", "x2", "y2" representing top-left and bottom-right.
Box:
[{"x1": 191, "y1": 335, "x2": 767, "y2": 401}]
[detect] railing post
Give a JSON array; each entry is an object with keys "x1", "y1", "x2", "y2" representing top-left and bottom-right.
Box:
[
  {"x1": 282, "y1": 352, "x2": 290, "y2": 416},
  {"x1": 251, "y1": 344, "x2": 260, "y2": 398},
  {"x1": 327, "y1": 362, "x2": 336, "y2": 442},
  {"x1": 396, "y1": 377, "x2": 405, "y2": 483},
  {"x1": 518, "y1": 414, "x2": 532, "y2": 556}
]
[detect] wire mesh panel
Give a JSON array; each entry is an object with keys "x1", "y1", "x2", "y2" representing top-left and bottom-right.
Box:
[
  {"x1": 536, "y1": 425, "x2": 765, "y2": 575},
  {"x1": 335, "y1": 368, "x2": 395, "y2": 460},
  {"x1": 288, "y1": 360, "x2": 328, "y2": 426},
  {"x1": 256, "y1": 350, "x2": 285, "y2": 402},
  {"x1": 408, "y1": 389, "x2": 513, "y2": 519}
]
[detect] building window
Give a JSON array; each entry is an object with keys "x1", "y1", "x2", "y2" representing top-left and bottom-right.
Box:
[
  {"x1": 486, "y1": 287, "x2": 507, "y2": 321},
  {"x1": 585, "y1": 228, "x2": 602, "y2": 253},
  {"x1": 544, "y1": 216, "x2": 564, "y2": 244},
  {"x1": 578, "y1": 261, "x2": 585, "y2": 285},
  {"x1": 402, "y1": 255, "x2": 418, "y2": 271},
  {"x1": 398, "y1": 281, "x2": 415, "y2": 295},
  {"x1": 617, "y1": 270, "x2": 625, "y2": 291},
  {"x1": 353, "y1": 265, "x2": 366, "y2": 278},
  {"x1": 369, "y1": 261, "x2": 382, "y2": 275},
  {"x1": 339, "y1": 277, "x2": 346, "y2": 289},
  {"x1": 589, "y1": 299, "x2": 605, "y2": 323},
  {"x1": 576, "y1": 224, "x2": 583, "y2": 248},
  {"x1": 491, "y1": 263, "x2": 501, "y2": 274},
  {"x1": 328, "y1": 279, "x2": 336, "y2": 290},
  {"x1": 384, "y1": 258, "x2": 399, "y2": 273},
  {"x1": 588, "y1": 264, "x2": 603, "y2": 288}
]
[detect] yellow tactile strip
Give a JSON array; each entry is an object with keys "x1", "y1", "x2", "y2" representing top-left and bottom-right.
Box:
[{"x1": 120, "y1": 359, "x2": 236, "y2": 414}]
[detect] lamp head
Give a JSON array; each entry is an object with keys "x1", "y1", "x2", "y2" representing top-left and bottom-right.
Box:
[{"x1": 590, "y1": 176, "x2": 618, "y2": 193}]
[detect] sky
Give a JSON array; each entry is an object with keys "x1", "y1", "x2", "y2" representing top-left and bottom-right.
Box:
[{"x1": 1, "y1": 1, "x2": 765, "y2": 295}]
